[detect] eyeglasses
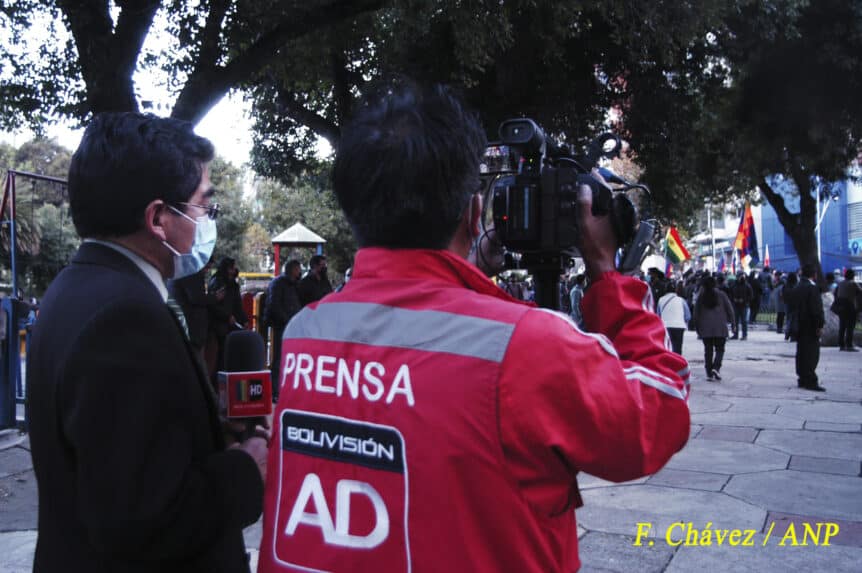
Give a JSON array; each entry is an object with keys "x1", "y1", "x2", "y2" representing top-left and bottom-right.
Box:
[{"x1": 173, "y1": 202, "x2": 221, "y2": 220}]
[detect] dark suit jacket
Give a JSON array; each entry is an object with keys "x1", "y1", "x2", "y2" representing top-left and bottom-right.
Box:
[
  {"x1": 168, "y1": 270, "x2": 217, "y2": 351},
  {"x1": 28, "y1": 243, "x2": 262, "y2": 573},
  {"x1": 795, "y1": 278, "x2": 825, "y2": 337}
]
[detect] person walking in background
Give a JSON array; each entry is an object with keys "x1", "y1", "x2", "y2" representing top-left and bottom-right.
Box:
[
  {"x1": 771, "y1": 271, "x2": 786, "y2": 335},
  {"x1": 795, "y1": 264, "x2": 826, "y2": 391},
  {"x1": 729, "y1": 272, "x2": 753, "y2": 340},
  {"x1": 263, "y1": 259, "x2": 303, "y2": 399},
  {"x1": 659, "y1": 281, "x2": 691, "y2": 355},
  {"x1": 694, "y1": 275, "x2": 735, "y2": 381},
  {"x1": 297, "y1": 254, "x2": 333, "y2": 306},
  {"x1": 208, "y1": 256, "x2": 247, "y2": 375},
  {"x1": 835, "y1": 268, "x2": 861, "y2": 351}
]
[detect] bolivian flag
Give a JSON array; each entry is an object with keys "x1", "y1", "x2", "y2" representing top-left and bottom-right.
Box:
[{"x1": 665, "y1": 227, "x2": 691, "y2": 263}]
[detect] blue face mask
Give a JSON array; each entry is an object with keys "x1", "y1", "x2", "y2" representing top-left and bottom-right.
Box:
[{"x1": 163, "y1": 206, "x2": 217, "y2": 279}]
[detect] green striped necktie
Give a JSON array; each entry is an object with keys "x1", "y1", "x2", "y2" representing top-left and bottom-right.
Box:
[{"x1": 166, "y1": 296, "x2": 189, "y2": 338}]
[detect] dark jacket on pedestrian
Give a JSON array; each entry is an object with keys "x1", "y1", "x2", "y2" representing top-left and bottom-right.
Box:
[
  {"x1": 835, "y1": 278, "x2": 862, "y2": 312},
  {"x1": 264, "y1": 274, "x2": 302, "y2": 331},
  {"x1": 730, "y1": 278, "x2": 753, "y2": 307},
  {"x1": 796, "y1": 278, "x2": 825, "y2": 337},
  {"x1": 694, "y1": 288, "x2": 735, "y2": 338},
  {"x1": 297, "y1": 272, "x2": 333, "y2": 306}
]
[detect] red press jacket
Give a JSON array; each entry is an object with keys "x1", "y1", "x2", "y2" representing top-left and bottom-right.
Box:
[{"x1": 258, "y1": 248, "x2": 690, "y2": 573}]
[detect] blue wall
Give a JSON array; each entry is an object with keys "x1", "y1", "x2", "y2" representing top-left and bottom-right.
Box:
[{"x1": 760, "y1": 177, "x2": 852, "y2": 274}]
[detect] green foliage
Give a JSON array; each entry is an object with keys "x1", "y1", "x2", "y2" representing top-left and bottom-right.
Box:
[
  {"x1": 0, "y1": 137, "x2": 76, "y2": 295},
  {"x1": 208, "y1": 156, "x2": 256, "y2": 272}
]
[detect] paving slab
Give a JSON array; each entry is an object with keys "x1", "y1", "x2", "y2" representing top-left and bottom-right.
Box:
[
  {"x1": 646, "y1": 468, "x2": 730, "y2": 492},
  {"x1": 788, "y1": 455, "x2": 860, "y2": 477},
  {"x1": 697, "y1": 426, "x2": 759, "y2": 443},
  {"x1": 692, "y1": 411, "x2": 803, "y2": 430},
  {"x1": 778, "y1": 402, "x2": 862, "y2": 424},
  {"x1": 804, "y1": 420, "x2": 862, "y2": 432},
  {"x1": 0, "y1": 531, "x2": 37, "y2": 573},
  {"x1": 725, "y1": 470, "x2": 862, "y2": 522},
  {"x1": 665, "y1": 532, "x2": 862, "y2": 573},
  {"x1": 578, "y1": 531, "x2": 675, "y2": 573},
  {"x1": 577, "y1": 485, "x2": 765, "y2": 537},
  {"x1": 688, "y1": 394, "x2": 731, "y2": 414},
  {"x1": 578, "y1": 474, "x2": 649, "y2": 489},
  {"x1": 0, "y1": 448, "x2": 33, "y2": 479},
  {"x1": 765, "y1": 512, "x2": 862, "y2": 548},
  {"x1": 0, "y1": 431, "x2": 27, "y2": 451},
  {"x1": 0, "y1": 471, "x2": 38, "y2": 532},
  {"x1": 664, "y1": 438, "x2": 788, "y2": 475},
  {"x1": 756, "y1": 429, "x2": 862, "y2": 461}
]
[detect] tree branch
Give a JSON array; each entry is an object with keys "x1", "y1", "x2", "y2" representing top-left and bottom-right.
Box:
[
  {"x1": 171, "y1": 0, "x2": 385, "y2": 124},
  {"x1": 113, "y1": 0, "x2": 160, "y2": 77},
  {"x1": 758, "y1": 176, "x2": 797, "y2": 233},
  {"x1": 276, "y1": 90, "x2": 341, "y2": 145},
  {"x1": 195, "y1": 0, "x2": 230, "y2": 73}
]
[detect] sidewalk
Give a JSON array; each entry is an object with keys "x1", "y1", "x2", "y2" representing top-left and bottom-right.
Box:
[{"x1": 1, "y1": 327, "x2": 860, "y2": 572}]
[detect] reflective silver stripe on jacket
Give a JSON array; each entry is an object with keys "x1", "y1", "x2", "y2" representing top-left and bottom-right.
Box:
[{"x1": 284, "y1": 302, "x2": 516, "y2": 363}]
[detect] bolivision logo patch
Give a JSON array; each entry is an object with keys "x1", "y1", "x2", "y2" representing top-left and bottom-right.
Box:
[{"x1": 274, "y1": 410, "x2": 411, "y2": 572}]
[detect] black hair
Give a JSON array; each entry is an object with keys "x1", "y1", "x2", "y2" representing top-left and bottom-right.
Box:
[
  {"x1": 68, "y1": 112, "x2": 215, "y2": 238},
  {"x1": 309, "y1": 254, "x2": 327, "y2": 268},
  {"x1": 215, "y1": 256, "x2": 237, "y2": 280},
  {"x1": 332, "y1": 82, "x2": 487, "y2": 249},
  {"x1": 801, "y1": 263, "x2": 817, "y2": 279},
  {"x1": 846, "y1": 269, "x2": 856, "y2": 280},
  {"x1": 283, "y1": 259, "x2": 302, "y2": 274}
]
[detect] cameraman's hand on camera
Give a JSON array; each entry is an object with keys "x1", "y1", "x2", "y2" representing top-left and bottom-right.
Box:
[{"x1": 577, "y1": 169, "x2": 617, "y2": 279}]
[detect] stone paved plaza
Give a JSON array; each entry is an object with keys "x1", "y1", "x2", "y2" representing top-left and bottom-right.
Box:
[{"x1": 1, "y1": 326, "x2": 860, "y2": 571}]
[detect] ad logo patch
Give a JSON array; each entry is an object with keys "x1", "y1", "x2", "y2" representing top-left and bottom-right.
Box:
[{"x1": 274, "y1": 410, "x2": 411, "y2": 572}]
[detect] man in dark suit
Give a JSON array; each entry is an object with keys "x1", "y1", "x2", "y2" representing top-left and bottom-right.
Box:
[
  {"x1": 27, "y1": 113, "x2": 267, "y2": 572},
  {"x1": 795, "y1": 264, "x2": 826, "y2": 391}
]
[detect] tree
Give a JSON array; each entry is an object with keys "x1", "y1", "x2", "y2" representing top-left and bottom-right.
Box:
[
  {"x1": 0, "y1": 0, "x2": 385, "y2": 130},
  {"x1": 676, "y1": 0, "x2": 862, "y2": 278},
  {"x1": 208, "y1": 156, "x2": 256, "y2": 271}
]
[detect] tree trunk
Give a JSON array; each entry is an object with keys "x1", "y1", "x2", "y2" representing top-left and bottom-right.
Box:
[{"x1": 758, "y1": 173, "x2": 824, "y2": 282}]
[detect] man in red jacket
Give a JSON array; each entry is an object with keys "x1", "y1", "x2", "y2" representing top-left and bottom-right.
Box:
[{"x1": 258, "y1": 84, "x2": 690, "y2": 572}]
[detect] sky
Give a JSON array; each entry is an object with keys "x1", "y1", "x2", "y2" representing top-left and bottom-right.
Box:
[{"x1": 0, "y1": 91, "x2": 255, "y2": 168}]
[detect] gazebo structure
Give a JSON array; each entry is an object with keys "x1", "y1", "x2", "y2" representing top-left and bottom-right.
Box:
[{"x1": 271, "y1": 222, "x2": 326, "y2": 273}]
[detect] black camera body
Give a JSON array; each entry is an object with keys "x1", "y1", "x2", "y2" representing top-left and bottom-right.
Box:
[{"x1": 482, "y1": 118, "x2": 640, "y2": 260}]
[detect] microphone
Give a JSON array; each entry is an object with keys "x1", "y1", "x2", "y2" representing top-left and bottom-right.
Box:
[{"x1": 218, "y1": 330, "x2": 273, "y2": 421}]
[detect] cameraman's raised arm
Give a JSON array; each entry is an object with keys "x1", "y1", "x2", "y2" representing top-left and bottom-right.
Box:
[{"x1": 498, "y1": 176, "x2": 690, "y2": 506}]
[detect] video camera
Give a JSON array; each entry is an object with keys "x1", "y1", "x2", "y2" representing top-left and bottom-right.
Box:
[{"x1": 478, "y1": 118, "x2": 655, "y2": 308}]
